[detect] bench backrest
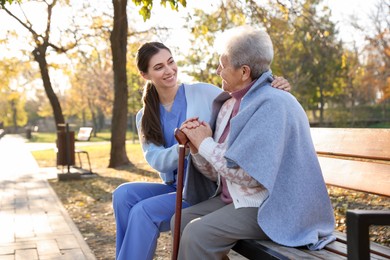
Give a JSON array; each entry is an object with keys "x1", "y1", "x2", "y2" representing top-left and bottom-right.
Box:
[
  {"x1": 77, "y1": 127, "x2": 93, "y2": 141},
  {"x1": 310, "y1": 128, "x2": 390, "y2": 197}
]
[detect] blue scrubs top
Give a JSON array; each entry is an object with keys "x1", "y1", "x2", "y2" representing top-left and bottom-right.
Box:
[{"x1": 159, "y1": 84, "x2": 187, "y2": 186}]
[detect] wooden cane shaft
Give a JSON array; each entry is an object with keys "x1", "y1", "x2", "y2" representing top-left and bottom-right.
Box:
[{"x1": 172, "y1": 144, "x2": 186, "y2": 260}]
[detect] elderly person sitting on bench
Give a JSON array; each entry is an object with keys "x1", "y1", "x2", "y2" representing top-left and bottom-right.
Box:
[{"x1": 171, "y1": 25, "x2": 336, "y2": 260}]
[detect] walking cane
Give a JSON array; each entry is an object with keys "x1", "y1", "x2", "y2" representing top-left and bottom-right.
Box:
[{"x1": 172, "y1": 128, "x2": 189, "y2": 260}]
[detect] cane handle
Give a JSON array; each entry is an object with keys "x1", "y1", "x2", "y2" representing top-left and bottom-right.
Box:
[{"x1": 174, "y1": 128, "x2": 189, "y2": 145}]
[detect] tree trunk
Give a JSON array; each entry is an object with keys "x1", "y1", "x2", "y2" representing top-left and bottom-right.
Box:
[
  {"x1": 11, "y1": 99, "x2": 17, "y2": 133},
  {"x1": 32, "y1": 45, "x2": 65, "y2": 130},
  {"x1": 109, "y1": 0, "x2": 130, "y2": 167},
  {"x1": 88, "y1": 99, "x2": 98, "y2": 136},
  {"x1": 98, "y1": 107, "x2": 105, "y2": 133}
]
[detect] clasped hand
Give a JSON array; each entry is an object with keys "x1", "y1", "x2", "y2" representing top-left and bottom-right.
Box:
[{"x1": 180, "y1": 117, "x2": 213, "y2": 153}]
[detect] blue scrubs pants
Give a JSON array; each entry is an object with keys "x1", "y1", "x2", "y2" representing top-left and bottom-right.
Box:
[{"x1": 113, "y1": 182, "x2": 190, "y2": 260}]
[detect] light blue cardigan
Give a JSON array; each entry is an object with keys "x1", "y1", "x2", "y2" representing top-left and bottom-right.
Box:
[
  {"x1": 185, "y1": 71, "x2": 336, "y2": 250},
  {"x1": 136, "y1": 83, "x2": 222, "y2": 184}
]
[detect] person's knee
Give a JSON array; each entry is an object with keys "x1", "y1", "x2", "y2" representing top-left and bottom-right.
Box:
[
  {"x1": 112, "y1": 183, "x2": 136, "y2": 210},
  {"x1": 170, "y1": 213, "x2": 176, "y2": 234},
  {"x1": 112, "y1": 184, "x2": 125, "y2": 209},
  {"x1": 181, "y1": 219, "x2": 207, "y2": 245}
]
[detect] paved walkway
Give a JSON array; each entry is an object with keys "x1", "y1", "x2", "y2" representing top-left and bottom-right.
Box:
[{"x1": 0, "y1": 134, "x2": 96, "y2": 260}]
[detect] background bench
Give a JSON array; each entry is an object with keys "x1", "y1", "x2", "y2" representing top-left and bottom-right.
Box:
[
  {"x1": 75, "y1": 127, "x2": 93, "y2": 173},
  {"x1": 233, "y1": 127, "x2": 390, "y2": 259},
  {"x1": 56, "y1": 126, "x2": 93, "y2": 177},
  {"x1": 76, "y1": 127, "x2": 93, "y2": 141}
]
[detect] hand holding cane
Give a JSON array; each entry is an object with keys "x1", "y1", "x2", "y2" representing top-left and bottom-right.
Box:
[{"x1": 172, "y1": 128, "x2": 189, "y2": 260}]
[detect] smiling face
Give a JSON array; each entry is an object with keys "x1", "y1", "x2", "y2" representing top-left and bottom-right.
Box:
[
  {"x1": 216, "y1": 54, "x2": 247, "y2": 93},
  {"x1": 141, "y1": 49, "x2": 178, "y2": 91}
]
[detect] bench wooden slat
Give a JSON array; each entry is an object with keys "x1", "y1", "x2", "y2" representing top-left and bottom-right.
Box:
[
  {"x1": 301, "y1": 244, "x2": 346, "y2": 259},
  {"x1": 311, "y1": 128, "x2": 390, "y2": 161},
  {"x1": 248, "y1": 241, "x2": 324, "y2": 259},
  {"x1": 332, "y1": 212, "x2": 390, "y2": 260},
  {"x1": 318, "y1": 157, "x2": 390, "y2": 196},
  {"x1": 324, "y1": 239, "x2": 347, "y2": 257},
  {"x1": 233, "y1": 240, "x2": 290, "y2": 259},
  {"x1": 236, "y1": 234, "x2": 390, "y2": 260},
  {"x1": 370, "y1": 243, "x2": 390, "y2": 260}
]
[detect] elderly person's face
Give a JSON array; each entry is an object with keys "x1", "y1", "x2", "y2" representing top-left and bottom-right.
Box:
[{"x1": 216, "y1": 54, "x2": 247, "y2": 93}]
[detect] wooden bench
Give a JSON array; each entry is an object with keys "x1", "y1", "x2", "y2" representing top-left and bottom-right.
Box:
[{"x1": 233, "y1": 127, "x2": 390, "y2": 259}]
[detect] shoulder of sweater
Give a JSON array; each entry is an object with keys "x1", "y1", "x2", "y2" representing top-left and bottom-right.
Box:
[
  {"x1": 136, "y1": 108, "x2": 143, "y2": 121},
  {"x1": 242, "y1": 85, "x2": 302, "y2": 116},
  {"x1": 250, "y1": 84, "x2": 297, "y2": 102},
  {"x1": 135, "y1": 108, "x2": 144, "y2": 128},
  {"x1": 183, "y1": 82, "x2": 222, "y2": 92}
]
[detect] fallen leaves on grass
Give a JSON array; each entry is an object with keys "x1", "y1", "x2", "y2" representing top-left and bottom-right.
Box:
[{"x1": 329, "y1": 186, "x2": 390, "y2": 246}]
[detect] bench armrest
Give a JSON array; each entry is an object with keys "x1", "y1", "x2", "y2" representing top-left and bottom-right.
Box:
[{"x1": 346, "y1": 209, "x2": 390, "y2": 259}]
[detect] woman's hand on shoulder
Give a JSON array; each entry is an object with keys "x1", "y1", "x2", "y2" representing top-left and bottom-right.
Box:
[{"x1": 271, "y1": 76, "x2": 291, "y2": 92}]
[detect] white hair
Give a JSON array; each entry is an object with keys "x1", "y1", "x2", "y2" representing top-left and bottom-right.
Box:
[{"x1": 215, "y1": 25, "x2": 274, "y2": 78}]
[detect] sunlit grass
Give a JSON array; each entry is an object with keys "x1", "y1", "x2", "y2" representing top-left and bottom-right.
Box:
[
  {"x1": 31, "y1": 149, "x2": 56, "y2": 167},
  {"x1": 28, "y1": 131, "x2": 138, "y2": 143},
  {"x1": 29, "y1": 132, "x2": 57, "y2": 142},
  {"x1": 369, "y1": 122, "x2": 390, "y2": 128},
  {"x1": 31, "y1": 142, "x2": 149, "y2": 170}
]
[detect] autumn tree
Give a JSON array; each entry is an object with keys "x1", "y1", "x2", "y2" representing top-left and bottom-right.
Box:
[
  {"x1": 357, "y1": 0, "x2": 389, "y2": 118},
  {"x1": 0, "y1": 57, "x2": 34, "y2": 132},
  {"x1": 66, "y1": 32, "x2": 114, "y2": 134},
  {"x1": 1, "y1": 0, "x2": 79, "y2": 131},
  {"x1": 183, "y1": 0, "x2": 344, "y2": 126},
  {"x1": 126, "y1": 42, "x2": 146, "y2": 141},
  {"x1": 242, "y1": 0, "x2": 344, "y2": 124},
  {"x1": 180, "y1": 0, "x2": 246, "y2": 86},
  {"x1": 66, "y1": 49, "x2": 114, "y2": 134},
  {"x1": 25, "y1": 88, "x2": 51, "y2": 128},
  {"x1": 109, "y1": 0, "x2": 130, "y2": 167},
  {"x1": 108, "y1": 0, "x2": 186, "y2": 167}
]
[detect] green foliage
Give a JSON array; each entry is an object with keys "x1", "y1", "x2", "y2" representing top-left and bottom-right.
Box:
[
  {"x1": 310, "y1": 103, "x2": 390, "y2": 127},
  {"x1": 181, "y1": 0, "x2": 388, "y2": 127},
  {"x1": 369, "y1": 122, "x2": 390, "y2": 128},
  {"x1": 242, "y1": 0, "x2": 346, "y2": 123},
  {"x1": 132, "y1": 0, "x2": 186, "y2": 21},
  {"x1": 0, "y1": 57, "x2": 31, "y2": 129},
  {"x1": 0, "y1": 0, "x2": 20, "y2": 7},
  {"x1": 181, "y1": 0, "x2": 247, "y2": 86},
  {"x1": 161, "y1": 0, "x2": 186, "y2": 9},
  {"x1": 127, "y1": 43, "x2": 144, "y2": 115}
]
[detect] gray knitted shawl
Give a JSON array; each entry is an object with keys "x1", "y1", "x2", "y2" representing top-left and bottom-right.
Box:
[{"x1": 185, "y1": 71, "x2": 336, "y2": 250}]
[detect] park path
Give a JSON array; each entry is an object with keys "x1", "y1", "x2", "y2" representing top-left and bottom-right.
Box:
[{"x1": 0, "y1": 134, "x2": 96, "y2": 260}]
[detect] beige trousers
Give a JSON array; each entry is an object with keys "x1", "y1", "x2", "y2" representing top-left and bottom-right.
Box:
[{"x1": 170, "y1": 196, "x2": 269, "y2": 260}]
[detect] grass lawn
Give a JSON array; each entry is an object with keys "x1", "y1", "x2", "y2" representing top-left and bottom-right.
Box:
[{"x1": 28, "y1": 130, "x2": 138, "y2": 143}]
